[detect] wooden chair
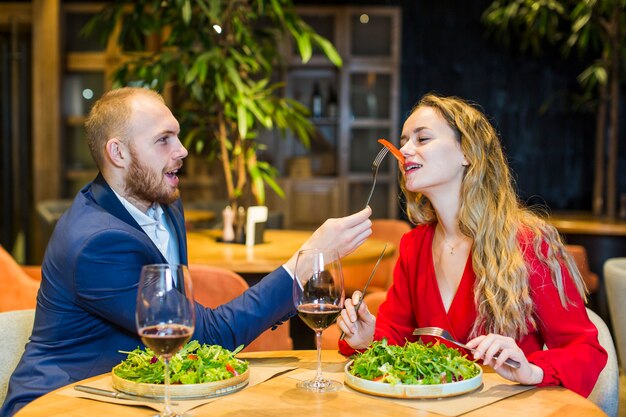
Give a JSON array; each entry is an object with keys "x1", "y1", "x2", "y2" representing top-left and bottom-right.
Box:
[
  {"x1": 0, "y1": 309, "x2": 35, "y2": 404},
  {"x1": 343, "y1": 219, "x2": 412, "y2": 297},
  {"x1": 564, "y1": 244, "x2": 599, "y2": 293},
  {"x1": 188, "y1": 264, "x2": 293, "y2": 352},
  {"x1": 0, "y1": 246, "x2": 40, "y2": 312},
  {"x1": 321, "y1": 291, "x2": 387, "y2": 350}
]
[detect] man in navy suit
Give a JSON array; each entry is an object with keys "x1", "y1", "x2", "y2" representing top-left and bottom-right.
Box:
[{"x1": 1, "y1": 87, "x2": 372, "y2": 416}]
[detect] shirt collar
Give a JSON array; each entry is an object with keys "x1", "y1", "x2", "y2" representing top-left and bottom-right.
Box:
[{"x1": 111, "y1": 190, "x2": 159, "y2": 228}]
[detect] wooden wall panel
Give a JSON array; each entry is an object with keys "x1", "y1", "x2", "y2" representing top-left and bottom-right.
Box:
[{"x1": 32, "y1": 0, "x2": 61, "y2": 260}]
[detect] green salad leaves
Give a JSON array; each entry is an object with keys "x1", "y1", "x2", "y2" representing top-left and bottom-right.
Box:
[
  {"x1": 349, "y1": 339, "x2": 479, "y2": 385},
  {"x1": 113, "y1": 340, "x2": 248, "y2": 384}
]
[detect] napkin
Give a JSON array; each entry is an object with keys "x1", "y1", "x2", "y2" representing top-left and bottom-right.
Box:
[
  {"x1": 60, "y1": 364, "x2": 296, "y2": 414},
  {"x1": 290, "y1": 370, "x2": 535, "y2": 417}
]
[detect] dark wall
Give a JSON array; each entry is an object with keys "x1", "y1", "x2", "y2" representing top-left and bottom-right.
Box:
[{"x1": 296, "y1": 0, "x2": 626, "y2": 213}]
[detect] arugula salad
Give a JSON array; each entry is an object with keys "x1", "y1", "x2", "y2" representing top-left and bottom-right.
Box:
[
  {"x1": 349, "y1": 339, "x2": 479, "y2": 385},
  {"x1": 114, "y1": 340, "x2": 248, "y2": 384}
]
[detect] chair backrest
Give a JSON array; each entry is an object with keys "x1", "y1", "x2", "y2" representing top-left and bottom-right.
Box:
[
  {"x1": 0, "y1": 246, "x2": 40, "y2": 312},
  {"x1": 188, "y1": 264, "x2": 292, "y2": 352},
  {"x1": 321, "y1": 290, "x2": 387, "y2": 350},
  {"x1": 189, "y1": 264, "x2": 249, "y2": 308},
  {"x1": 371, "y1": 219, "x2": 412, "y2": 266},
  {"x1": 604, "y1": 258, "x2": 626, "y2": 372},
  {"x1": 586, "y1": 307, "x2": 619, "y2": 417},
  {"x1": 564, "y1": 244, "x2": 599, "y2": 293},
  {"x1": 0, "y1": 309, "x2": 35, "y2": 405},
  {"x1": 343, "y1": 219, "x2": 412, "y2": 297}
]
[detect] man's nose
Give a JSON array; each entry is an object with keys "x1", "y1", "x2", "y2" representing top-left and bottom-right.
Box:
[{"x1": 175, "y1": 138, "x2": 188, "y2": 159}]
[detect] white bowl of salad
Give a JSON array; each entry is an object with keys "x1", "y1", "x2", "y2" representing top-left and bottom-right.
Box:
[{"x1": 345, "y1": 339, "x2": 482, "y2": 399}]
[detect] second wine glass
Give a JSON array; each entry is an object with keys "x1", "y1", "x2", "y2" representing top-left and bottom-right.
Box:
[
  {"x1": 136, "y1": 264, "x2": 195, "y2": 417},
  {"x1": 293, "y1": 248, "x2": 345, "y2": 392}
]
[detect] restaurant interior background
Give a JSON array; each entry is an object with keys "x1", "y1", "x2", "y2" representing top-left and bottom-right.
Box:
[{"x1": 0, "y1": 0, "x2": 624, "y2": 322}]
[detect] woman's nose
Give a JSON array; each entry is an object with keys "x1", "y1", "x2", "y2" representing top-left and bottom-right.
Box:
[{"x1": 399, "y1": 140, "x2": 413, "y2": 157}]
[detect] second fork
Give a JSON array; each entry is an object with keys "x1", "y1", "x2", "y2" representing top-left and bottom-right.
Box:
[{"x1": 413, "y1": 327, "x2": 521, "y2": 369}]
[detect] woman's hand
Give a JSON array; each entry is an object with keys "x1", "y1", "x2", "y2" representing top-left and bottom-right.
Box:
[
  {"x1": 465, "y1": 334, "x2": 543, "y2": 385},
  {"x1": 336, "y1": 291, "x2": 376, "y2": 349}
]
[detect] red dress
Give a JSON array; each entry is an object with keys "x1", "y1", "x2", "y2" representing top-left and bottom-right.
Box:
[{"x1": 339, "y1": 223, "x2": 607, "y2": 397}]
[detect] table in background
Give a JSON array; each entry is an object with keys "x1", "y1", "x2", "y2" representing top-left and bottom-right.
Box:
[
  {"x1": 187, "y1": 229, "x2": 393, "y2": 275},
  {"x1": 14, "y1": 350, "x2": 605, "y2": 417},
  {"x1": 184, "y1": 210, "x2": 216, "y2": 230}
]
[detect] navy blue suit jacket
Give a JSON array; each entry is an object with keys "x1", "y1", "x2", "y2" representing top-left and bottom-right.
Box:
[{"x1": 1, "y1": 174, "x2": 295, "y2": 416}]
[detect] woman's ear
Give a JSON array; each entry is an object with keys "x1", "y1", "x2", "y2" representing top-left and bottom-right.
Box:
[
  {"x1": 105, "y1": 138, "x2": 128, "y2": 168},
  {"x1": 462, "y1": 155, "x2": 469, "y2": 167}
]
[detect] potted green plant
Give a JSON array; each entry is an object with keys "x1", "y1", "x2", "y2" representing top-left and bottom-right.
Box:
[
  {"x1": 85, "y1": 0, "x2": 342, "y2": 214},
  {"x1": 482, "y1": 0, "x2": 625, "y2": 218}
]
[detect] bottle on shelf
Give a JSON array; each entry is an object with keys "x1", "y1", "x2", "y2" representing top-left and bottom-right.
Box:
[
  {"x1": 326, "y1": 85, "x2": 338, "y2": 119},
  {"x1": 311, "y1": 82, "x2": 323, "y2": 119}
]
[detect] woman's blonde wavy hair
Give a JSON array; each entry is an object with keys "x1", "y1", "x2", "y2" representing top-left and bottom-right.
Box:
[{"x1": 402, "y1": 94, "x2": 586, "y2": 339}]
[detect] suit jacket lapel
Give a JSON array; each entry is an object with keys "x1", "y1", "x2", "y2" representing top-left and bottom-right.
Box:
[
  {"x1": 89, "y1": 173, "x2": 143, "y2": 233},
  {"x1": 89, "y1": 173, "x2": 188, "y2": 265}
]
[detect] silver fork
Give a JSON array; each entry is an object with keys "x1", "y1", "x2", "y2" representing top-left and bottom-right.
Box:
[
  {"x1": 364, "y1": 147, "x2": 390, "y2": 209},
  {"x1": 412, "y1": 326, "x2": 521, "y2": 369}
]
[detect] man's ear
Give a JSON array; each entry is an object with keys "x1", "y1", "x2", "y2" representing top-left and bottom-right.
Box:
[{"x1": 105, "y1": 138, "x2": 128, "y2": 168}]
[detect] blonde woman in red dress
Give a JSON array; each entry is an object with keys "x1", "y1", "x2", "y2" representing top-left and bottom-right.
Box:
[{"x1": 337, "y1": 93, "x2": 606, "y2": 397}]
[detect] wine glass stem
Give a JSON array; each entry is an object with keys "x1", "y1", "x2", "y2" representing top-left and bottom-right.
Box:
[
  {"x1": 163, "y1": 357, "x2": 173, "y2": 417},
  {"x1": 315, "y1": 330, "x2": 323, "y2": 381}
]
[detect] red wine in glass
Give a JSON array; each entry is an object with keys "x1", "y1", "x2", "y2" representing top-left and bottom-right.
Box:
[
  {"x1": 297, "y1": 303, "x2": 342, "y2": 332},
  {"x1": 139, "y1": 324, "x2": 194, "y2": 357}
]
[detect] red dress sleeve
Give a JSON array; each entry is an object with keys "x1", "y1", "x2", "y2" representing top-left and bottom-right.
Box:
[
  {"x1": 521, "y1": 242, "x2": 607, "y2": 397},
  {"x1": 338, "y1": 226, "x2": 429, "y2": 356}
]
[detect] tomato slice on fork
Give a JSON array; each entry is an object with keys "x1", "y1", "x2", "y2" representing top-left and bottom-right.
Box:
[{"x1": 377, "y1": 138, "x2": 405, "y2": 164}]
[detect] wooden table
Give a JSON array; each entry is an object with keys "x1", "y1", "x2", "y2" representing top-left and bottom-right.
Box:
[
  {"x1": 184, "y1": 210, "x2": 216, "y2": 230},
  {"x1": 15, "y1": 350, "x2": 605, "y2": 417},
  {"x1": 187, "y1": 229, "x2": 394, "y2": 275},
  {"x1": 548, "y1": 212, "x2": 626, "y2": 236}
]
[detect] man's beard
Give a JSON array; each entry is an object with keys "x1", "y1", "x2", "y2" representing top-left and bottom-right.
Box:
[{"x1": 125, "y1": 148, "x2": 180, "y2": 205}]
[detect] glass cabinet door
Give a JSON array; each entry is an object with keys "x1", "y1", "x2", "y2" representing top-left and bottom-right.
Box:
[
  {"x1": 349, "y1": 73, "x2": 391, "y2": 120},
  {"x1": 273, "y1": 6, "x2": 401, "y2": 227},
  {"x1": 62, "y1": 5, "x2": 107, "y2": 197},
  {"x1": 343, "y1": 7, "x2": 401, "y2": 219}
]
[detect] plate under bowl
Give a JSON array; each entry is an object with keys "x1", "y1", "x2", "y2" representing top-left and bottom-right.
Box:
[{"x1": 344, "y1": 360, "x2": 483, "y2": 399}]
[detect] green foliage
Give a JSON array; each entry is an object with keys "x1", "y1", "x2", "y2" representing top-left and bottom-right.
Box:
[
  {"x1": 85, "y1": 0, "x2": 342, "y2": 207},
  {"x1": 481, "y1": 0, "x2": 625, "y2": 216},
  {"x1": 481, "y1": 0, "x2": 625, "y2": 96}
]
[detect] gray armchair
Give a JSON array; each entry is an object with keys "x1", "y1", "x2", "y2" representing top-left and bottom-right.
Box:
[{"x1": 0, "y1": 309, "x2": 35, "y2": 405}]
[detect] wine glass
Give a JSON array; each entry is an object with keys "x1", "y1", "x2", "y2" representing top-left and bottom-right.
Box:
[
  {"x1": 136, "y1": 264, "x2": 195, "y2": 417},
  {"x1": 293, "y1": 248, "x2": 345, "y2": 392}
]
